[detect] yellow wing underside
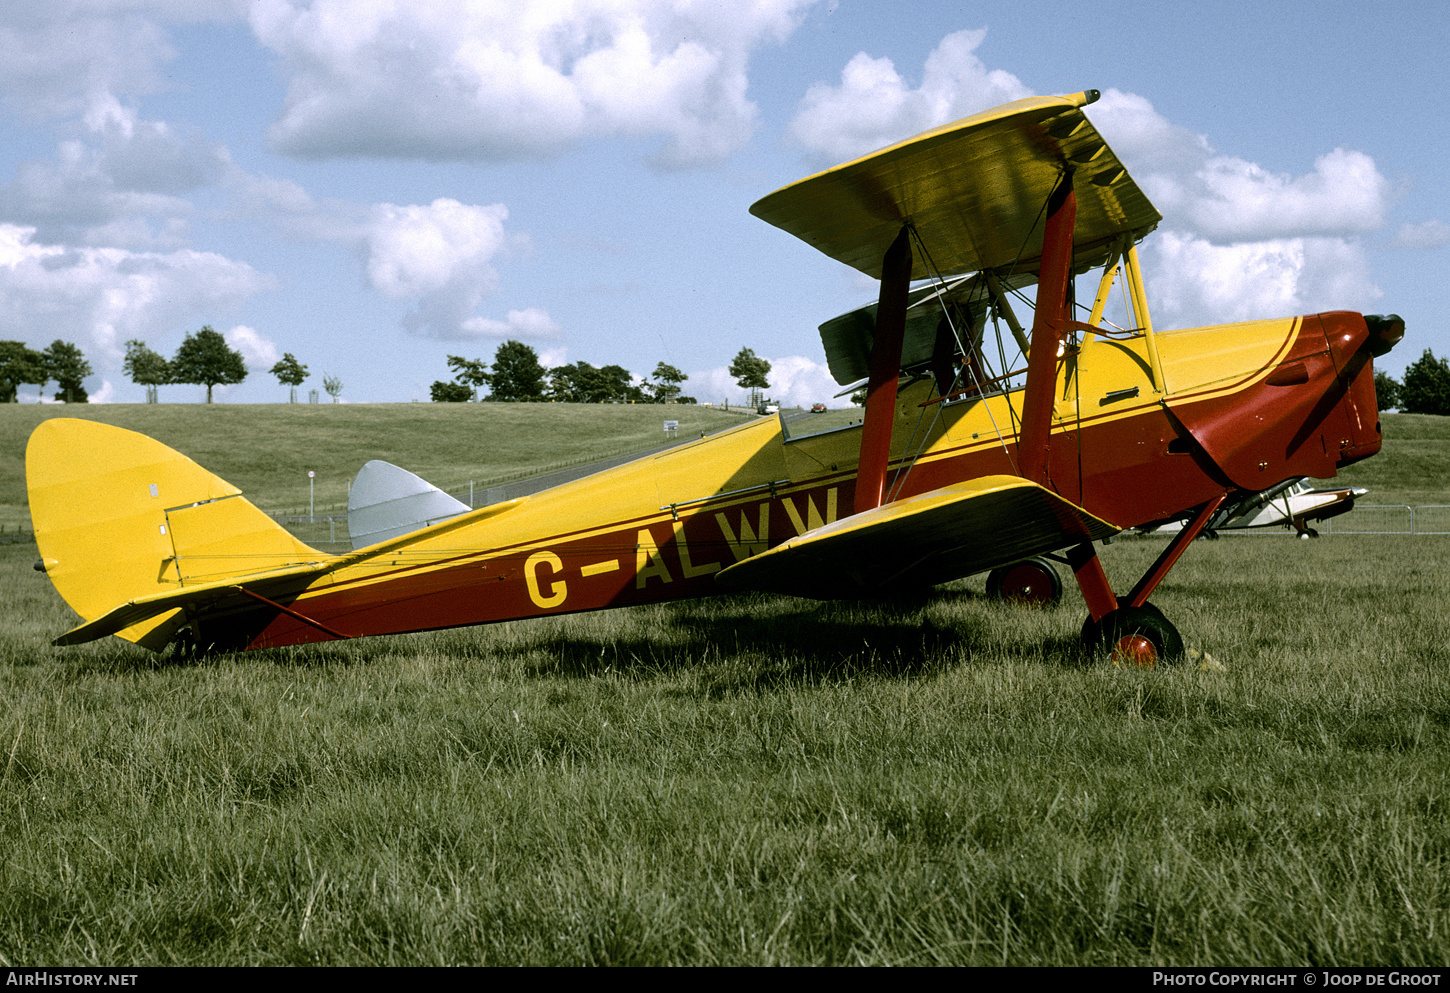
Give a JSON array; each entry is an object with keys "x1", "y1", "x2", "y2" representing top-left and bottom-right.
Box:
[
  {"x1": 749, "y1": 92, "x2": 1160, "y2": 281},
  {"x1": 715, "y1": 475, "x2": 1119, "y2": 599}
]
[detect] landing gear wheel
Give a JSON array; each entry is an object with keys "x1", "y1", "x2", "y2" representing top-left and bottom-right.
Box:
[
  {"x1": 1297, "y1": 527, "x2": 1319, "y2": 540},
  {"x1": 986, "y1": 556, "x2": 1063, "y2": 607},
  {"x1": 1081, "y1": 604, "x2": 1184, "y2": 668}
]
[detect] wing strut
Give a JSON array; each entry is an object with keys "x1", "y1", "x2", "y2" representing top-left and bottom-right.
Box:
[
  {"x1": 854, "y1": 225, "x2": 913, "y2": 514},
  {"x1": 1018, "y1": 173, "x2": 1077, "y2": 487}
]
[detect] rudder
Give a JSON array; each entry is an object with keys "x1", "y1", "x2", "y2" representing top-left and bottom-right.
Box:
[{"x1": 27, "y1": 419, "x2": 329, "y2": 650}]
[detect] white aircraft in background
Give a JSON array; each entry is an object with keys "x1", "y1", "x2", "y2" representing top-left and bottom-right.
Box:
[{"x1": 1137, "y1": 478, "x2": 1367, "y2": 539}]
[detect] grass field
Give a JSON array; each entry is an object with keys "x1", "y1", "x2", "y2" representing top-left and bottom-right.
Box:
[
  {"x1": 1, "y1": 406, "x2": 1448, "y2": 965},
  {"x1": 0, "y1": 402, "x2": 752, "y2": 527}
]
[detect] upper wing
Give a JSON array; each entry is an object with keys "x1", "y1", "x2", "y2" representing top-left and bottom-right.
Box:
[
  {"x1": 715, "y1": 475, "x2": 1119, "y2": 599},
  {"x1": 749, "y1": 91, "x2": 1159, "y2": 281}
]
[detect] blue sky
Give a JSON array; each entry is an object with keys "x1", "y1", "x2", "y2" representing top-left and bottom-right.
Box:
[{"x1": 0, "y1": 0, "x2": 1443, "y2": 406}]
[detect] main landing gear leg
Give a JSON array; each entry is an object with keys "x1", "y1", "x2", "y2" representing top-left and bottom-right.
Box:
[{"x1": 1069, "y1": 494, "x2": 1227, "y2": 667}]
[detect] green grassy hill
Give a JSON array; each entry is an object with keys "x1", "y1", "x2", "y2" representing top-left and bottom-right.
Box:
[
  {"x1": 1325, "y1": 412, "x2": 1450, "y2": 506},
  {"x1": 0, "y1": 402, "x2": 751, "y2": 526}
]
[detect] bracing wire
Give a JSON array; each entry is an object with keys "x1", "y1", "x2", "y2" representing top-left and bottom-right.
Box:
[{"x1": 884, "y1": 225, "x2": 1019, "y2": 501}]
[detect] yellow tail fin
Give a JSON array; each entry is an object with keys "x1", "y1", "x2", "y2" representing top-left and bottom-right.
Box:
[{"x1": 27, "y1": 419, "x2": 329, "y2": 650}]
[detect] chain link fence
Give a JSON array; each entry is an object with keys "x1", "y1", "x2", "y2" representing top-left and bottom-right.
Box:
[
  {"x1": 1320, "y1": 505, "x2": 1415, "y2": 535},
  {"x1": 273, "y1": 514, "x2": 351, "y2": 550}
]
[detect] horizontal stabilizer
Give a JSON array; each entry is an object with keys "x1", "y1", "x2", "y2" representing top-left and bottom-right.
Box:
[
  {"x1": 715, "y1": 475, "x2": 1119, "y2": 599},
  {"x1": 347, "y1": 460, "x2": 471, "y2": 550},
  {"x1": 52, "y1": 560, "x2": 330, "y2": 646}
]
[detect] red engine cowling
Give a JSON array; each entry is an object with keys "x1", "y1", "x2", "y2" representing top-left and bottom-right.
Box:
[{"x1": 1167, "y1": 311, "x2": 1395, "y2": 491}]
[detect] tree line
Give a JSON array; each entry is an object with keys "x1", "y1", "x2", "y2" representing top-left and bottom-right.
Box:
[
  {"x1": 125, "y1": 328, "x2": 341, "y2": 403},
  {"x1": 1376, "y1": 349, "x2": 1450, "y2": 416},
  {"x1": 433, "y1": 339, "x2": 750, "y2": 404},
  {"x1": 0, "y1": 340, "x2": 94, "y2": 403}
]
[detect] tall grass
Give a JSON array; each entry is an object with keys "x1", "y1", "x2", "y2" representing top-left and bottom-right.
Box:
[{"x1": 2, "y1": 532, "x2": 1448, "y2": 965}]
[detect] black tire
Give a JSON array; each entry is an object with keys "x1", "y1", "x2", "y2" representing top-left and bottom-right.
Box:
[
  {"x1": 986, "y1": 556, "x2": 1063, "y2": 607},
  {"x1": 1081, "y1": 603, "x2": 1183, "y2": 668}
]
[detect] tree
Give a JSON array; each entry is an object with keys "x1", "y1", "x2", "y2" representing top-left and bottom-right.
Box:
[
  {"x1": 1399, "y1": 349, "x2": 1450, "y2": 416},
  {"x1": 446, "y1": 355, "x2": 491, "y2": 396},
  {"x1": 322, "y1": 373, "x2": 343, "y2": 403},
  {"x1": 171, "y1": 326, "x2": 246, "y2": 403},
  {"x1": 1374, "y1": 370, "x2": 1402, "y2": 412},
  {"x1": 487, "y1": 340, "x2": 546, "y2": 401},
  {"x1": 729, "y1": 347, "x2": 771, "y2": 407},
  {"x1": 270, "y1": 353, "x2": 309, "y2": 403},
  {"x1": 648, "y1": 362, "x2": 688, "y2": 403},
  {"x1": 123, "y1": 339, "x2": 171, "y2": 403},
  {"x1": 42, "y1": 340, "x2": 92, "y2": 403},
  {"x1": 850, "y1": 388, "x2": 867, "y2": 406},
  {"x1": 430, "y1": 380, "x2": 474, "y2": 402},
  {"x1": 545, "y1": 362, "x2": 644, "y2": 403},
  {"x1": 0, "y1": 341, "x2": 44, "y2": 404}
]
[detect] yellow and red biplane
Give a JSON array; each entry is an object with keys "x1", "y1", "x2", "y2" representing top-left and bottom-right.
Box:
[{"x1": 27, "y1": 91, "x2": 1402, "y2": 666}]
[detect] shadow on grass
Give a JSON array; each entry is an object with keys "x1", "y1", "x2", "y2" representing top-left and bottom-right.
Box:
[
  {"x1": 56, "y1": 587, "x2": 1093, "y2": 687},
  {"x1": 520, "y1": 592, "x2": 1091, "y2": 694}
]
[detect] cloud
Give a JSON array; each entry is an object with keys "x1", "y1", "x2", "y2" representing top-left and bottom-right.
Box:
[
  {"x1": 786, "y1": 35, "x2": 1395, "y2": 330},
  {"x1": 691, "y1": 354, "x2": 843, "y2": 408},
  {"x1": 1389, "y1": 219, "x2": 1450, "y2": 250},
  {"x1": 459, "y1": 307, "x2": 561, "y2": 340},
  {"x1": 1089, "y1": 90, "x2": 1391, "y2": 245},
  {"x1": 1144, "y1": 232, "x2": 1381, "y2": 327},
  {"x1": 0, "y1": 223, "x2": 274, "y2": 361},
  {"x1": 362, "y1": 197, "x2": 514, "y2": 337},
  {"x1": 0, "y1": 4, "x2": 243, "y2": 120},
  {"x1": 250, "y1": 0, "x2": 812, "y2": 167},
  {"x1": 225, "y1": 324, "x2": 282, "y2": 369},
  {"x1": 0, "y1": 94, "x2": 229, "y2": 250},
  {"x1": 786, "y1": 28, "x2": 1031, "y2": 162},
  {"x1": 1163, "y1": 149, "x2": 1387, "y2": 243}
]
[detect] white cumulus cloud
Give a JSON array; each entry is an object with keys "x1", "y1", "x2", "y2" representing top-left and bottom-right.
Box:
[
  {"x1": 1145, "y1": 232, "x2": 1381, "y2": 327},
  {"x1": 362, "y1": 197, "x2": 513, "y2": 337},
  {"x1": 0, "y1": 94, "x2": 229, "y2": 250},
  {"x1": 786, "y1": 28, "x2": 1031, "y2": 163},
  {"x1": 250, "y1": 0, "x2": 812, "y2": 167},
  {"x1": 225, "y1": 324, "x2": 282, "y2": 370},
  {"x1": 460, "y1": 306, "x2": 561, "y2": 340},
  {"x1": 0, "y1": 223, "x2": 274, "y2": 361},
  {"x1": 691, "y1": 354, "x2": 842, "y2": 409},
  {"x1": 0, "y1": 4, "x2": 244, "y2": 120},
  {"x1": 365, "y1": 198, "x2": 508, "y2": 299}
]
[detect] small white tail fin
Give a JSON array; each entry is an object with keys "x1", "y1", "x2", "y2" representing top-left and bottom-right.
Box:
[{"x1": 347, "y1": 460, "x2": 470, "y2": 550}]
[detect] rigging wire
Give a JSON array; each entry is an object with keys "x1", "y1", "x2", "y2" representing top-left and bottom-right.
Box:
[{"x1": 883, "y1": 225, "x2": 1021, "y2": 501}]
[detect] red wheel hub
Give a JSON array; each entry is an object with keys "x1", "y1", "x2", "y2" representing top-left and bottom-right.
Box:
[
  {"x1": 1110, "y1": 634, "x2": 1158, "y2": 668},
  {"x1": 998, "y1": 563, "x2": 1054, "y2": 606}
]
